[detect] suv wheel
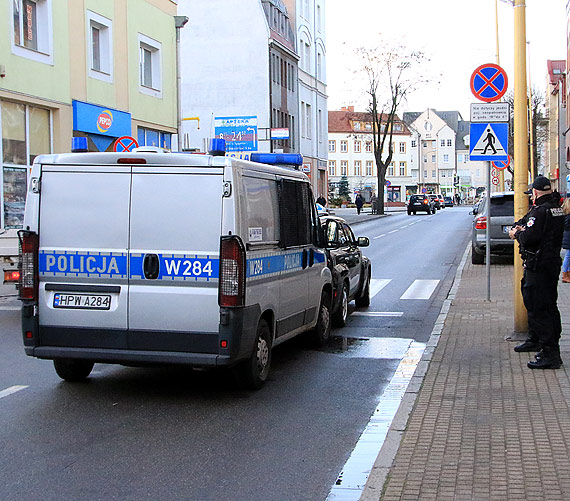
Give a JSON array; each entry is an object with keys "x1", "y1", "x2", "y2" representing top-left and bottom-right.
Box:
[
  {"x1": 312, "y1": 290, "x2": 332, "y2": 345},
  {"x1": 471, "y1": 246, "x2": 485, "y2": 265},
  {"x1": 355, "y1": 273, "x2": 370, "y2": 307}
]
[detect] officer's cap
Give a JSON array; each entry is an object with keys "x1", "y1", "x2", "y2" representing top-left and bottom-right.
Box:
[{"x1": 524, "y1": 175, "x2": 551, "y2": 194}]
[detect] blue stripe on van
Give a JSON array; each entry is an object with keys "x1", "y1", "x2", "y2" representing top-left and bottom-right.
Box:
[{"x1": 39, "y1": 250, "x2": 128, "y2": 278}]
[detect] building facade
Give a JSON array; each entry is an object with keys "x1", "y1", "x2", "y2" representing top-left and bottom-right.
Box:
[
  {"x1": 328, "y1": 107, "x2": 413, "y2": 203},
  {"x1": 178, "y1": 0, "x2": 299, "y2": 162},
  {"x1": 545, "y1": 60, "x2": 567, "y2": 194},
  {"x1": 0, "y1": 0, "x2": 178, "y2": 257},
  {"x1": 284, "y1": 0, "x2": 328, "y2": 197}
]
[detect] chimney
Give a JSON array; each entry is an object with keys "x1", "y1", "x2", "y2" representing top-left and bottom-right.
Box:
[{"x1": 340, "y1": 106, "x2": 355, "y2": 112}]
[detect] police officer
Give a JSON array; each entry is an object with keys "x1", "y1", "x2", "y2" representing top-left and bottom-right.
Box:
[{"x1": 508, "y1": 175, "x2": 565, "y2": 369}]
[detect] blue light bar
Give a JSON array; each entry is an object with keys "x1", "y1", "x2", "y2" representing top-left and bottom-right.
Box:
[
  {"x1": 209, "y1": 138, "x2": 226, "y2": 156},
  {"x1": 71, "y1": 137, "x2": 88, "y2": 152},
  {"x1": 250, "y1": 153, "x2": 303, "y2": 166}
]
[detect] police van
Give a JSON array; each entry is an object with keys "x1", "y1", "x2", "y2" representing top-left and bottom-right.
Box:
[{"x1": 19, "y1": 147, "x2": 332, "y2": 389}]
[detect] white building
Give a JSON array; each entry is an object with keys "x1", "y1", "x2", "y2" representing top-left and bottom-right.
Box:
[
  {"x1": 284, "y1": 0, "x2": 328, "y2": 196},
  {"x1": 178, "y1": 0, "x2": 299, "y2": 158},
  {"x1": 328, "y1": 107, "x2": 413, "y2": 203}
]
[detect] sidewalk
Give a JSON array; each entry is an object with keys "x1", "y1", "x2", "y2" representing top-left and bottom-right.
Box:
[
  {"x1": 362, "y1": 248, "x2": 570, "y2": 500},
  {"x1": 328, "y1": 206, "x2": 406, "y2": 226}
]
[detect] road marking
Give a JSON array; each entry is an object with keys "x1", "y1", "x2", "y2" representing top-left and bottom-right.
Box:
[
  {"x1": 369, "y1": 279, "x2": 391, "y2": 299},
  {"x1": 0, "y1": 385, "x2": 28, "y2": 399},
  {"x1": 400, "y1": 279, "x2": 440, "y2": 300},
  {"x1": 328, "y1": 340, "x2": 426, "y2": 499},
  {"x1": 0, "y1": 306, "x2": 20, "y2": 311},
  {"x1": 388, "y1": 229, "x2": 398, "y2": 234},
  {"x1": 352, "y1": 311, "x2": 403, "y2": 317},
  {"x1": 373, "y1": 233, "x2": 386, "y2": 240}
]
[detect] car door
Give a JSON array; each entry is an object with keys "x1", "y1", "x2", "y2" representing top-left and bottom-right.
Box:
[{"x1": 341, "y1": 223, "x2": 362, "y2": 296}]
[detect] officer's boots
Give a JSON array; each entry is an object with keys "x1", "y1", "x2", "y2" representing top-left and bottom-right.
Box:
[
  {"x1": 514, "y1": 338, "x2": 540, "y2": 352},
  {"x1": 527, "y1": 348, "x2": 563, "y2": 370}
]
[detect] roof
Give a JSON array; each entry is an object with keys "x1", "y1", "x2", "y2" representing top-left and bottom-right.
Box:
[
  {"x1": 547, "y1": 60, "x2": 565, "y2": 87},
  {"x1": 403, "y1": 109, "x2": 465, "y2": 133},
  {"x1": 328, "y1": 109, "x2": 411, "y2": 135}
]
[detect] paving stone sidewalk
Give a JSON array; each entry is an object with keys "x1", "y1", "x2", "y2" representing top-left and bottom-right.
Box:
[{"x1": 364, "y1": 253, "x2": 570, "y2": 500}]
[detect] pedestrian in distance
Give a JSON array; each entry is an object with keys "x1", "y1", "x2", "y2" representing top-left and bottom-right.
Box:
[
  {"x1": 508, "y1": 175, "x2": 565, "y2": 369},
  {"x1": 316, "y1": 194, "x2": 327, "y2": 207},
  {"x1": 562, "y1": 197, "x2": 570, "y2": 283},
  {"x1": 355, "y1": 193, "x2": 364, "y2": 215}
]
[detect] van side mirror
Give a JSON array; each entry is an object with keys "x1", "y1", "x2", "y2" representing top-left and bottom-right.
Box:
[
  {"x1": 316, "y1": 224, "x2": 327, "y2": 248},
  {"x1": 357, "y1": 237, "x2": 369, "y2": 247}
]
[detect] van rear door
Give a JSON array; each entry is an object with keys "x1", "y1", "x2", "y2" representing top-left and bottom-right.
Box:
[
  {"x1": 38, "y1": 164, "x2": 131, "y2": 348},
  {"x1": 128, "y1": 165, "x2": 224, "y2": 353}
]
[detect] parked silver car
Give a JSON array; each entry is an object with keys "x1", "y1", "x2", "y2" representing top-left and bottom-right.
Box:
[{"x1": 471, "y1": 191, "x2": 517, "y2": 264}]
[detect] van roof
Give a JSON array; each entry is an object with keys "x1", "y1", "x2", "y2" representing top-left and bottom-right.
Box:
[{"x1": 33, "y1": 152, "x2": 309, "y2": 180}]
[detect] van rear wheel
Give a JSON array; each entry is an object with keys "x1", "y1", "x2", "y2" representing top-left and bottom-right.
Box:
[
  {"x1": 53, "y1": 359, "x2": 94, "y2": 382},
  {"x1": 312, "y1": 290, "x2": 332, "y2": 345},
  {"x1": 235, "y1": 319, "x2": 271, "y2": 390}
]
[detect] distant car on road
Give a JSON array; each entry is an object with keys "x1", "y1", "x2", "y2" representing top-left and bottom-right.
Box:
[
  {"x1": 429, "y1": 194, "x2": 442, "y2": 210},
  {"x1": 443, "y1": 196, "x2": 454, "y2": 207},
  {"x1": 319, "y1": 216, "x2": 371, "y2": 327},
  {"x1": 408, "y1": 194, "x2": 436, "y2": 215},
  {"x1": 471, "y1": 191, "x2": 518, "y2": 264}
]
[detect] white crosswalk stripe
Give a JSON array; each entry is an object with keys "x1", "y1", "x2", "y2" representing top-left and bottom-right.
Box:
[
  {"x1": 352, "y1": 311, "x2": 403, "y2": 317},
  {"x1": 400, "y1": 279, "x2": 440, "y2": 300},
  {"x1": 369, "y1": 278, "x2": 391, "y2": 298},
  {"x1": 0, "y1": 385, "x2": 28, "y2": 400}
]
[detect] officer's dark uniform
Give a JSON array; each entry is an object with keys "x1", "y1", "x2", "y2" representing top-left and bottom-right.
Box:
[{"x1": 512, "y1": 176, "x2": 564, "y2": 369}]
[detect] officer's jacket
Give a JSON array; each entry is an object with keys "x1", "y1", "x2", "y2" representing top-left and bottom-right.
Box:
[{"x1": 514, "y1": 193, "x2": 564, "y2": 263}]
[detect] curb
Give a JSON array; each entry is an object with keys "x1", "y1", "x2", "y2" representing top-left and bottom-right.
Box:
[{"x1": 359, "y1": 241, "x2": 471, "y2": 500}]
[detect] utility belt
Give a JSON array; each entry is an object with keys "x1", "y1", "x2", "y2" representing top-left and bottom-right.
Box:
[{"x1": 520, "y1": 247, "x2": 540, "y2": 271}]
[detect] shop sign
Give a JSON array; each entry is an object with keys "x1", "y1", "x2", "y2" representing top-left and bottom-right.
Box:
[{"x1": 72, "y1": 100, "x2": 131, "y2": 137}]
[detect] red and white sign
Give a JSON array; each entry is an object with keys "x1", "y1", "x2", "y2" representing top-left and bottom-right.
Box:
[
  {"x1": 97, "y1": 110, "x2": 114, "y2": 133},
  {"x1": 492, "y1": 155, "x2": 511, "y2": 170}
]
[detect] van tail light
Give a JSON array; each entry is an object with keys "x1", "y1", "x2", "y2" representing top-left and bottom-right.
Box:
[
  {"x1": 219, "y1": 236, "x2": 246, "y2": 307},
  {"x1": 475, "y1": 216, "x2": 487, "y2": 230},
  {"x1": 18, "y1": 231, "x2": 39, "y2": 301}
]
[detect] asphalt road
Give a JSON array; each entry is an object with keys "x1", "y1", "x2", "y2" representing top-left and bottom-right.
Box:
[{"x1": 0, "y1": 206, "x2": 473, "y2": 501}]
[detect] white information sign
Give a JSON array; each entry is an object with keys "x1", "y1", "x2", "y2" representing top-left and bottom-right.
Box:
[{"x1": 470, "y1": 103, "x2": 510, "y2": 123}]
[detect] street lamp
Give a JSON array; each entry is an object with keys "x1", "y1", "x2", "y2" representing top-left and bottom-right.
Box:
[{"x1": 175, "y1": 15, "x2": 189, "y2": 152}]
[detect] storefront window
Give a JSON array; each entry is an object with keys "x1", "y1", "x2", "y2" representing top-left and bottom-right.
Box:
[
  {"x1": 138, "y1": 127, "x2": 172, "y2": 150},
  {"x1": 2, "y1": 101, "x2": 26, "y2": 165},
  {"x1": 29, "y1": 106, "x2": 50, "y2": 164},
  {"x1": 1, "y1": 101, "x2": 51, "y2": 229}
]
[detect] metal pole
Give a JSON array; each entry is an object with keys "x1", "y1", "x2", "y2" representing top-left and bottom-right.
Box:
[
  {"x1": 513, "y1": 0, "x2": 529, "y2": 333},
  {"x1": 174, "y1": 16, "x2": 189, "y2": 153},
  {"x1": 495, "y1": 0, "x2": 506, "y2": 191},
  {"x1": 527, "y1": 41, "x2": 535, "y2": 178},
  {"x1": 486, "y1": 161, "x2": 491, "y2": 301}
]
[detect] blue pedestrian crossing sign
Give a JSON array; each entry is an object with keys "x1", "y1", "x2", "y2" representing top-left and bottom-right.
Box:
[{"x1": 469, "y1": 123, "x2": 509, "y2": 161}]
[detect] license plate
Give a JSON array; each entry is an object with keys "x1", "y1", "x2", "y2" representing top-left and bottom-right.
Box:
[
  {"x1": 502, "y1": 226, "x2": 511, "y2": 234},
  {"x1": 53, "y1": 293, "x2": 111, "y2": 310}
]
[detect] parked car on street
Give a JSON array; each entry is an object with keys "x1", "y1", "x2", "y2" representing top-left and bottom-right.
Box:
[
  {"x1": 429, "y1": 194, "x2": 442, "y2": 210},
  {"x1": 319, "y1": 216, "x2": 371, "y2": 327},
  {"x1": 471, "y1": 191, "x2": 519, "y2": 264},
  {"x1": 408, "y1": 194, "x2": 436, "y2": 215},
  {"x1": 443, "y1": 196, "x2": 454, "y2": 207}
]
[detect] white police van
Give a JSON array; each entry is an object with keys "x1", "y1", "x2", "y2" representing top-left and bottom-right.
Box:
[{"x1": 19, "y1": 146, "x2": 332, "y2": 389}]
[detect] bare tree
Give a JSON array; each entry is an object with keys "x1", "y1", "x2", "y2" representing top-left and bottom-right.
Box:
[{"x1": 356, "y1": 43, "x2": 427, "y2": 214}]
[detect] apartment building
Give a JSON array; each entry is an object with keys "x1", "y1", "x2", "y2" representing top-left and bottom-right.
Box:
[
  {"x1": 178, "y1": 0, "x2": 299, "y2": 163},
  {"x1": 283, "y1": 0, "x2": 328, "y2": 196},
  {"x1": 0, "y1": 0, "x2": 178, "y2": 257},
  {"x1": 328, "y1": 106, "x2": 413, "y2": 203},
  {"x1": 545, "y1": 60, "x2": 566, "y2": 193}
]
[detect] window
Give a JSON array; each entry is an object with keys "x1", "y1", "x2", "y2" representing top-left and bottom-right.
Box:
[
  {"x1": 87, "y1": 11, "x2": 112, "y2": 82},
  {"x1": 393, "y1": 123, "x2": 403, "y2": 132},
  {"x1": 423, "y1": 142, "x2": 427, "y2": 148},
  {"x1": 341, "y1": 161, "x2": 348, "y2": 176},
  {"x1": 329, "y1": 160, "x2": 336, "y2": 176},
  {"x1": 388, "y1": 163, "x2": 394, "y2": 176},
  {"x1": 1, "y1": 101, "x2": 51, "y2": 229},
  {"x1": 464, "y1": 154, "x2": 468, "y2": 163},
  {"x1": 365, "y1": 141, "x2": 372, "y2": 153},
  {"x1": 431, "y1": 154, "x2": 436, "y2": 162},
  {"x1": 316, "y1": 4, "x2": 322, "y2": 31},
  {"x1": 328, "y1": 140, "x2": 336, "y2": 152},
  {"x1": 305, "y1": 103, "x2": 312, "y2": 139},
  {"x1": 354, "y1": 160, "x2": 361, "y2": 176},
  {"x1": 340, "y1": 140, "x2": 348, "y2": 153},
  {"x1": 423, "y1": 155, "x2": 427, "y2": 163},
  {"x1": 399, "y1": 142, "x2": 405, "y2": 153},
  {"x1": 423, "y1": 170, "x2": 428, "y2": 178},
  {"x1": 441, "y1": 171, "x2": 446, "y2": 177},
  {"x1": 137, "y1": 127, "x2": 172, "y2": 150},
  {"x1": 139, "y1": 33, "x2": 162, "y2": 97},
  {"x1": 447, "y1": 139, "x2": 452, "y2": 147},
  {"x1": 353, "y1": 122, "x2": 361, "y2": 131},
  {"x1": 366, "y1": 161, "x2": 373, "y2": 176},
  {"x1": 277, "y1": 180, "x2": 312, "y2": 248},
  {"x1": 12, "y1": 0, "x2": 53, "y2": 64},
  {"x1": 411, "y1": 140, "x2": 417, "y2": 147},
  {"x1": 243, "y1": 177, "x2": 280, "y2": 243},
  {"x1": 317, "y1": 50, "x2": 322, "y2": 80},
  {"x1": 440, "y1": 139, "x2": 445, "y2": 147},
  {"x1": 354, "y1": 140, "x2": 361, "y2": 153},
  {"x1": 432, "y1": 170, "x2": 436, "y2": 178},
  {"x1": 443, "y1": 154, "x2": 449, "y2": 163},
  {"x1": 399, "y1": 162, "x2": 406, "y2": 176}
]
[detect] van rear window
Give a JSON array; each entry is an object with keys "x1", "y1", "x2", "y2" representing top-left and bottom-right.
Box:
[
  {"x1": 242, "y1": 177, "x2": 280, "y2": 243},
  {"x1": 277, "y1": 180, "x2": 312, "y2": 248}
]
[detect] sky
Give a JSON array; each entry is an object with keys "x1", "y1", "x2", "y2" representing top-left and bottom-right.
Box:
[{"x1": 325, "y1": 0, "x2": 567, "y2": 120}]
